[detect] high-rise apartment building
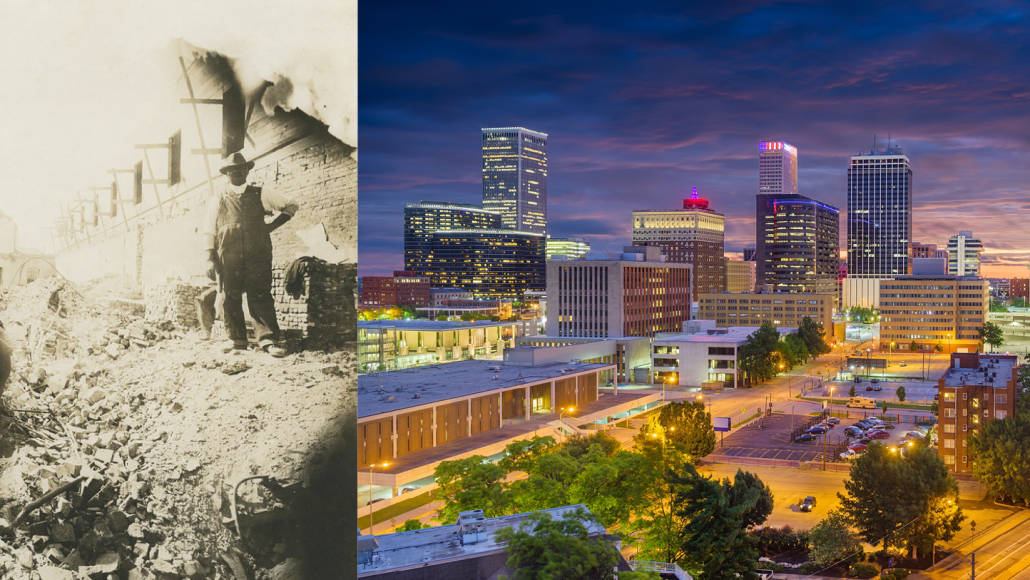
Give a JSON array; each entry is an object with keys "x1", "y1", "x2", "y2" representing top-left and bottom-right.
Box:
[
  {"x1": 878, "y1": 275, "x2": 988, "y2": 352},
  {"x1": 546, "y1": 246, "x2": 692, "y2": 338},
  {"x1": 425, "y1": 229, "x2": 546, "y2": 299},
  {"x1": 847, "y1": 145, "x2": 912, "y2": 277},
  {"x1": 482, "y1": 127, "x2": 548, "y2": 234},
  {"x1": 758, "y1": 141, "x2": 798, "y2": 195},
  {"x1": 404, "y1": 202, "x2": 502, "y2": 275},
  {"x1": 631, "y1": 187, "x2": 726, "y2": 295},
  {"x1": 755, "y1": 194, "x2": 840, "y2": 294},
  {"x1": 546, "y1": 236, "x2": 590, "y2": 260},
  {"x1": 724, "y1": 258, "x2": 756, "y2": 293},
  {"x1": 947, "y1": 231, "x2": 984, "y2": 277},
  {"x1": 936, "y1": 353, "x2": 1019, "y2": 473}
]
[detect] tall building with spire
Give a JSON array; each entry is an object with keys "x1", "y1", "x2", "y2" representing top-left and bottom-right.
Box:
[
  {"x1": 631, "y1": 187, "x2": 726, "y2": 295},
  {"x1": 758, "y1": 140, "x2": 798, "y2": 195},
  {"x1": 481, "y1": 127, "x2": 548, "y2": 234}
]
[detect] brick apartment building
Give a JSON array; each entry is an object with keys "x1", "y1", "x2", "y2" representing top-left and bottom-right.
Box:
[
  {"x1": 360, "y1": 271, "x2": 431, "y2": 308},
  {"x1": 936, "y1": 353, "x2": 1019, "y2": 474}
]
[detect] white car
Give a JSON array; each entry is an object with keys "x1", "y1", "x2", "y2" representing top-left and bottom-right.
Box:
[{"x1": 840, "y1": 449, "x2": 860, "y2": 460}]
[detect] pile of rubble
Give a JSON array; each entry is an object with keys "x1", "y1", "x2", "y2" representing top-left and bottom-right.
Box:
[{"x1": 0, "y1": 278, "x2": 355, "y2": 578}]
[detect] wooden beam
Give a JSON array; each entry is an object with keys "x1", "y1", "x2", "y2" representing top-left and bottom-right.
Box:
[
  {"x1": 190, "y1": 147, "x2": 223, "y2": 155},
  {"x1": 179, "y1": 98, "x2": 223, "y2": 105},
  {"x1": 134, "y1": 143, "x2": 170, "y2": 150}
]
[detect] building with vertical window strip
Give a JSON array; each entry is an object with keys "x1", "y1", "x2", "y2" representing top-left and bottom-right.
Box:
[
  {"x1": 631, "y1": 187, "x2": 726, "y2": 296},
  {"x1": 847, "y1": 146, "x2": 912, "y2": 277},
  {"x1": 878, "y1": 276, "x2": 988, "y2": 353},
  {"x1": 755, "y1": 193, "x2": 839, "y2": 295},
  {"x1": 403, "y1": 202, "x2": 502, "y2": 275},
  {"x1": 481, "y1": 127, "x2": 548, "y2": 234},
  {"x1": 758, "y1": 140, "x2": 798, "y2": 195},
  {"x1": 545, "y1": 246, "x2": 692, "y2": 339},
  {"x1": 546, "y1": 236, "x2": 590, "y2": 260},
  {"x1": 425, "y1": 229, "x2": 545, "y2": 299},
  {"x1": 946, "y1": 231, "x2": 984, "y2": 277},
  {"x1": 724, "y1": 258, "x2": 756, "y2": 293},
  {"x1": 936, "y1": 353, "x2": 1018, "y2": 473}
]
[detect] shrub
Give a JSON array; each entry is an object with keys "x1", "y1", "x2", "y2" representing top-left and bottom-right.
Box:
[
  {"x1": 882, "y1": 569, "x2": 910, "y2": 580},
  {"x1": 848, "y1": 562, "x2": 879, "y2": 578},
  {"x1": 797, "y1": 562, "x2": 823, "y2": 574},
  {"x1": 749, "y1": 526, "x2": 810, "y2": 555}
]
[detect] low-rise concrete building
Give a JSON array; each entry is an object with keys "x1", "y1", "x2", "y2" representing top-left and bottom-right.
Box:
[
  {"x1": 652, "y1": 320, "x2": 791, "y2": 388},
  {"x1": 358, "y1": 359, "x2": 659, "y2": 498},
  {"x1": 358, "y1": 505, "x2": 624, "y2": 578},
  {"x1": 358, "y1": 320, "x2": 519, "y2": 373},
  {"x1": 513, "y1": 335, "x2": 652, "y2": 384},
  {"x1": 936, "y1": 353, "x2": 1019, "y2": 473}
]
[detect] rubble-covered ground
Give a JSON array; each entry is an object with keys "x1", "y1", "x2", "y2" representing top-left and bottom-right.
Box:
[{"x1": 0, "y1": 277, "x2": 356, "y2": 579}]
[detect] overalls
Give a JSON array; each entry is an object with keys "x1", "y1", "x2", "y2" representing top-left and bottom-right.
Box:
[{"x1": 213, "y1": 185, "x2": 281, "y2": 346}]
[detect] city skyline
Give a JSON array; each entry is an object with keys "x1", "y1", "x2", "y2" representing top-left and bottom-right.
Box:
[{"x1": 360, "y1": 3, "x2": 1030, "y2": 279}]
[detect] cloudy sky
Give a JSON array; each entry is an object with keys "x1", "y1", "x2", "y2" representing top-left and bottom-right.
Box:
[
  {"x1": 0, "y1": 0, "x2": 354, "y2": 252},
  {"x1": 359, "y1": 1, "x2": 1030, "y2": 278}
]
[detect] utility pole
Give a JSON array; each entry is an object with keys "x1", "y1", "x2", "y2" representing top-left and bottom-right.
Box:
[{"x1": 971, "y1": 520, "x2": 977, "y2": 580}]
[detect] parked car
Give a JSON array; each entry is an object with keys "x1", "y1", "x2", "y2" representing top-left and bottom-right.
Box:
[
  {"x1": 858, "y1": 437, "x2": 872, "y2": 444},
  {"x1": 868, "y1": 430, "x2": 890, "y2": 439},
  {"x1": 845, "y1": 427, "x2": 863, "y2": 437},
  {"x1": 871, "y1": 383, "x2": 883, "y2": 391},
  {"x1": 806, "y1": 426, "x2": 827, "y2": 435},
  {"x1": 865, "y1": 385, "x2": 874, "y2": 391},
  {"x1": 871, "y1": 378, "x2": 880, "y2": 384},
  {"x1": 826, "y1": 417, "x2": 841, "y2": 425},
  {"x1": 800, "y1": 496, "x2": 817, "y2": 512},
  {"x1": 795, "y1": 433, "x2": 817, "y2": 443},
  {"x1": 840, "y1": 449, "x2": 860, "y2": 460},
  {"x1": 881, "y1": 423, "x2": 896, "y2": 429},
  {"x1": 899, "y1": 362, "x2": 907, "y2": 367},
  {"x1": 847, "y1": 442, "x2": 868, "y2": 452}
]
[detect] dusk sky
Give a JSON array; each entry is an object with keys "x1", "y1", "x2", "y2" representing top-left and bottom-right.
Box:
[{"x1": 359, "y1": 2, "x2": 1030, "y2": 278}]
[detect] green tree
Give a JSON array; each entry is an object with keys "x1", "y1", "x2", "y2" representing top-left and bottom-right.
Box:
[
  {"x1": 990, "y1": 299, "x2": 1009, "y2": 313},
  {"x1": 636, "y1": 401, "x2": 715, "y2": 461},
  {"x1": 1012, "y1": 296, "x2": 1029, "y2": 308},
  {"x1": 980, "y1": 322, "x2": 1004, "y2": 353},
  {"x1": 496, "y1": 507, "x2": 620, "y2": 580},
  {"x1": 398, "y1": 519, "x2": 426, "y2": 532},
  {"x1": 808, "y1": 510, "x2": 861, "y2": 566},
  {"x1": 849, "y1": 385, "x2": 856, "y2": 398},
  {"x1": 434, "y1": 456, "x2": 510, "y2": 523},
  {"x1": 500, "y1": 436, "x2": 558, "y2": 473},
  {"x1": 909, "y1": 340, "x2": 918, "y2": 352},
  {"x1": 777, "y1": 333, "x2": 810, "y2": 369},
  {"x1": 967, "y1": 413, "x2": 1030, "y2": 505},
  {"x1": 880, "y1": 400, "x2": 889, "y2": 416},
  {"x1": 797, "y1": 317, "x2": 831, "y2": 356},
  {"x1": 671, "y1": 464, "x2": 772, "y2": 579},
  {"x1": 838, "y1": 444, "x2": 963, "y2": 557},
  {"x1": 435, "y1": 313, "x2": 448, "y2": 321},
  {"x1": 738, "y1": 323, "x2": 781, "y2": 385},
  {"x1": 896, "y1": 386, "x2": 906, "y2": 402}
]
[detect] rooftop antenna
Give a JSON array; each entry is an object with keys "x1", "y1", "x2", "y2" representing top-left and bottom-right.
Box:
[{"x1": 873, "y1": 134, "x2": 878, "y2": 154}]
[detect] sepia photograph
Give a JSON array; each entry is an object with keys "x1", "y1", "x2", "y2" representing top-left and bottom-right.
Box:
[{"x1": 0, "y1": 2, "x2": 356, "y2": 579}]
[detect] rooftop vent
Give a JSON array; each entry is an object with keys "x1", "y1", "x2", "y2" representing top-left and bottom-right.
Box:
[{"x1": 458, "y1": 510, "x2": 487, "y2": 546}]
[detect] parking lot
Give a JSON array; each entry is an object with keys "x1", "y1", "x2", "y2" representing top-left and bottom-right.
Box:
[
  {"x1": 715, "y1": 412, "x2": 927, "y2": 464},
  {"x1": 717, "y1": 413, "x2": 840, "y2": 463}
]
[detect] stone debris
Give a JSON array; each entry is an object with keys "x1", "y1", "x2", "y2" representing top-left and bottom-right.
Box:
[{"x1": 0, "y1": 277, "x2": 356, "y2": 579}]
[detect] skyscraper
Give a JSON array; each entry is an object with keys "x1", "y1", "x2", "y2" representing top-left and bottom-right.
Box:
[
  {"x1": 632, "y1": 187, "x2": 726, "y2": 295},
  {"x1": 947, "y1": 231, "x2": 984, "y2": 277},
  {"x1": 846, "y1": 145, "x2": 912, "y2": 278},
  {"x1": 426, "y1": 229, "x2": 546, "y2": 299},
  {"x1": 403, "y1": 202, "x2": 502, "y2": 275},
  {"x1": 755, "y1": 193, "x2": 840, "y2": 294},
  {"x1": 482, "y1": 127, "x2": 548, "y2": 234},
  {"x1": 758, "y1": 140, "x2": 798, "y2": 195}
]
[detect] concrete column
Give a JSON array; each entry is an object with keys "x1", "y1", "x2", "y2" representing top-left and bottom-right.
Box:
[
  {"x1": 498, "y1": 393, "x2": 504, "y2": 427},
  {"x1": 550, "y1": 379, "x2": 557, "y2": 413},
  {"x1": 525, "y1": 386, "x2": 531, "y2": 421},
  {"x1": 391, "y1": 415, "x2": 399, "y2": 458},
  {"x1": 613, "y1": 372, "x2": 619, "y2": 396},
  {"x1": 431, "y1": 407, "x2": 438, "y2": 447},
  {"x1": 467, "y1": 397, "x2": 473, "y2": 437}
]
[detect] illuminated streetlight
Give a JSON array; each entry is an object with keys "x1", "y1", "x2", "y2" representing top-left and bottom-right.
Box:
[{"x1": 559, "y1": 406, "x2": 576, "y2": 442}]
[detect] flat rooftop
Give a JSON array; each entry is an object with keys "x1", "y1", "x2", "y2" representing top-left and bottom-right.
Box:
[
  {"x1": 942, "y1": 356, "x2": 1017, "y2": 389},
  {"x1": 654, "y1": 326, "x2": 792, "y2": 344},
  {"x1": 358, "y1": 504, "x2": 603, "y2": 575},
  {"x1": 359, "y1": 360, "x2": 611, "y2": 419},
  {"x1": 358, "y1": 319, "x2": 515, "y2": 331}
]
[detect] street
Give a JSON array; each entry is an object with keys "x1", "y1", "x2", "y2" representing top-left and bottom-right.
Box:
[{"x1": 918, "y1": 509, "x2": 1030, "y2": 579}]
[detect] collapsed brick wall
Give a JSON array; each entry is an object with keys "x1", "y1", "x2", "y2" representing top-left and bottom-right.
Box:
[
  {"x1": 143, "y1": 282, "x2": 208, "y2": 328},
  {"x1": 272, "y1": 261, "x2": 357, "y2": 349}
]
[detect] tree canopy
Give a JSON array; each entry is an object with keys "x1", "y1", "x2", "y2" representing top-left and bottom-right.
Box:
[
  {"x1": 980, "y1": 322, "x2": 1004, "y2": 352},
  {"x1": 635, "y1": 401, "x2": 715, "y2": 461},
  {"x1": 838, "y1": 444, "x2": 963, "y2": 556},
  {"x1": 797, "y1": 316, "x2": 831, "y2": 356},
  {"x1": 496, "y1": 507, "x2": 620, "y2": 580},
  {"x1": 968, "y1": 411, "x2": 1030, "y2": 505},
  {"x1": 808, "y1": 510, "x2": 861, "y2": 566}
]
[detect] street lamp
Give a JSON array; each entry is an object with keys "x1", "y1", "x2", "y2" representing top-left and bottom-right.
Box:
[
  {"x1": 664, "y1": 374, "x2": 676, "y2": 402},
  {"x1": 828, "y1": 386, "x2": 836, "y2": 417},
  {"x1": 368, "y1": 461, "x2": 389, "y2": 535}
]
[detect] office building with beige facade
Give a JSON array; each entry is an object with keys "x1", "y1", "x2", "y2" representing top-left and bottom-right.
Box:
[
  {"x1": 878, "y1": 276, "x2": 988, "y2": 353},
  {"x1": 724, "y1": 258, "x2": 756, "y2": 293},
  {"x1": 697, "y1": 292, "x2": 834, "y2": 338}
]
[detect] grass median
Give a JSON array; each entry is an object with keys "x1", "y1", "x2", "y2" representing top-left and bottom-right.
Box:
[
  {"x1": 795, "y1": 395, "x2": 932, "y2": 411},
  {"x1": 360, "y1": 489, "x2": 439, "y2": 530}
]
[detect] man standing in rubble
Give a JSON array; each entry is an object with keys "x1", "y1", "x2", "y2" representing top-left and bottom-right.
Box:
[{"x1": 203, "y1": 152, "x2": 297, "y2": 357}]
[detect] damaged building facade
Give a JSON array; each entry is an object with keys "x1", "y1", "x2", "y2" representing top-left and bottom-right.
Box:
[{"x1": 51, "y1": 43, "x2": 356, "y2": 347}]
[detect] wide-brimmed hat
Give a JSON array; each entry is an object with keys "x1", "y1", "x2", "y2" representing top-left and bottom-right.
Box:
[{"x1": 219, "y1": 152, "x2": 255, "y2": 174}]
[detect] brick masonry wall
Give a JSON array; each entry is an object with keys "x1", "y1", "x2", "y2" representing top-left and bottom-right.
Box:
[{"x1": 272, "y1": 261, "x2": 357, "y2": 349}]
